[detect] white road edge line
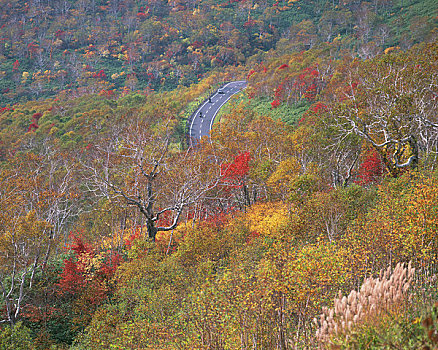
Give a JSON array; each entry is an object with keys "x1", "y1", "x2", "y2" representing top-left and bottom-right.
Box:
[
  {"x1": 189, "y1": 99, "x2": 210, "y2": 142},
  {"x1": 188, "y1": 81, "x2": 247, "y2": 146},
  {"x1": 209, "y1": 82, "x2": 247, "y2": 135}
]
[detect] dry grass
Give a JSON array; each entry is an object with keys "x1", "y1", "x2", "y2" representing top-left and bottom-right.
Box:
[{"x1": 315, "y1": 262, "x2": 415, "y2": 348}]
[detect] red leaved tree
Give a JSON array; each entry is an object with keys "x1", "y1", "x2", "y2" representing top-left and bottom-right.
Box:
[
  {"x1": 27, "y1": 112, "x2": 42, "y2": 132},
  {"x1": 221, "y1": 152, "x2": 250, "y2": 188},
  {"x1": 56, "y1": 235, "x2": 123, "y2": 329},
  {"x1": 12, "y1": 60, "x2": 19, "y2": 71},
  {"x1": 271, "y1": 99, "x2": 280, "y2": 108},
  {"x1": 220, "y1": 152, "x2": 253, "y2": 209},
  {"x1": 355, "y1": 150, "x2": 384, "y2": 185}
]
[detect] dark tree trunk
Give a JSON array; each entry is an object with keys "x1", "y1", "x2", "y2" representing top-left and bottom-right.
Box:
[{"x1": 147, "y1": 219, "x2": 158, "y2": 241}]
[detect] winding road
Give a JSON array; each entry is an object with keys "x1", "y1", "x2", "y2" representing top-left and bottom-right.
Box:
[{"x1": 187, "y1": 80, "x2": 247, "y2": 146}]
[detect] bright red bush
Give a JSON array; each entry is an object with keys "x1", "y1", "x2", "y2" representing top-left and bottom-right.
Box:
[
  {"x1": 356, "y1": 150, "x2": 384, "y2": 185},
  {"x1": 92, "y1": 69, "x2": 106, "y2": 79},
  {"x1": 221, "y1": 152, "x2": 251, "y2": 188},
  {"x1": 271, "y1": 99, "x2": 280, "y2": 108},
  {"x1": 12, "y1": 60, "x2": 19, "y2": 71},
  {"x1": 310, "y1": 102, "x2": 327, "y2": 114},
  {"x1": 57, "y1": 235, "x2": 122, "y2": 299},
  {"x1": 247, "y1": 69, "x2": 256, "y2": 79}
]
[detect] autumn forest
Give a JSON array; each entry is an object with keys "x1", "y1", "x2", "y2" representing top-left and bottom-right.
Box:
[{"x1": 0, "y1": 0, "x2": 438, "y2": 348}]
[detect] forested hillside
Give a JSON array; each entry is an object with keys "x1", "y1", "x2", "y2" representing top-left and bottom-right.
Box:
[
  {"x1": 0, "y1": 0, "x2": 438, "y2": 349},
  {"x1": 0, "y1": 0, "x2": 436, "y2": 104}
]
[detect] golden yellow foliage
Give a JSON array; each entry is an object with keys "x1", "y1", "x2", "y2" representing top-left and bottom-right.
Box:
[
  {"x1": 246, "y1": 202, "x2": 289, "y2": 237},
  {"x1": 267, "y1": 157, "x2": 301, "y2": 191}
]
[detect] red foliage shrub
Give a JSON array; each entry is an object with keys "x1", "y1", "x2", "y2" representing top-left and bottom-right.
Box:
[
  {"x1": 28, "y1": 112, "x2": 43, "y2": 132},
  {"x1": 310, "y1": 102, "x2": 327, "y2": 114},
  {"x1": 12, "y1": 60, "x2": 19, "y2": 71},
  {"x1": 99, "y1": 89, "x2": 115, "y2": 97},
  {"x1": 28, "y1": 121, "x2": 39, "y2": 132},
  {"x1": 99, "y1": 253, "x2": 123, "y2": 279},
  {"x1": 125, "y1": 229, "x2": 141, "y2": 248},
  {"x1": 244, "y1": 19, "x2": 256, "y2": 27},
  {"x1": 304, "y1": 83, "x2": 317, "y2": 100},
  {"x1": 0, "y1": 107, "x2": 12, "y2": 114},
  {"x1": 137, "y1": 12, "x2": 149, "y2": 19},
  {"x1": 22, "y1": 305, "x2": 61, "y2": 323},
  {"x1": 355, "y1": 150, "x2": 384, "y2": 185},
  {"x1": 69, "y1": 235, "x2": 93, "y2": 256},
  {"x1": 271, "y1": 99, "x2": 280, "y2": 108},
  {"x1": 57, "y1": 256, "x2": 86, "y2": 295},
  {"x1": 27, "y1": 42, "x2": 39, "y2": 53},
  {"x1": 56, "y1": 237, "x2": 91, "y2": 295},
  {"x1": 274, "y1": 83, "x2": 284, "y2": 97},
  {"x1": 54, "y1": 30, "x2": 65, "y2": 38},
  {"x1": 92, "y1": 69, "x2": 106, "y2": 79},
  {"x1": 221, "y1": 152, "x2": 251, "y2": 188},
  {"x1": 247, "y1": 69, "x2": 256, "y2": 79},
  {"x1": 290, "y1": 66, "x2": 321, "y2": 101},
  {"x1": 57, "y1": 235, "x2": 123, "y2": 302},
  {"x1": 32, "y1": 112, "x2": 42, "y2": 121}
]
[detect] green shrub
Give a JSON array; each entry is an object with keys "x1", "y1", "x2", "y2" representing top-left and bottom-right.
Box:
[{"x1": 0, "y1": 322, "x2": 34, "y2": 350}]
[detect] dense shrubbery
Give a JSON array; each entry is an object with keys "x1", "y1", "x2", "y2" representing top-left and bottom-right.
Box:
[
  {"x1": 67, "y1": 170, "x2": 438, "y2": 349},
  {"x1": 0, "y1": 0, "x2": 436, "y2": 104},
  {"x1": 0, "y1": 5, "x2": 437, "y2": 347}
]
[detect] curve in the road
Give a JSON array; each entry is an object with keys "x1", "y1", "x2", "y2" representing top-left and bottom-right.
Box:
[{"x1": 187, "y1": 80, "x2": 247, "y2": 147}]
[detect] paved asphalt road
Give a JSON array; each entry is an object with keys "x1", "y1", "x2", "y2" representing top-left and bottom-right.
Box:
[{"x1": 188, "y1": 80, "x2": 247, "y2": 146}]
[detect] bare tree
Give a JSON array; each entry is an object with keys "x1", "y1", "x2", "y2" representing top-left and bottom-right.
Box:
[
  {"x1": 328, "y1": 43, "x2": 438, "y2": 177},
  {"x1": 83, "y1": 115, "x2": 220, "y2": 240},
  {"x1": 0, "y1": 148, "x2": 80, "y2": 325}
]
